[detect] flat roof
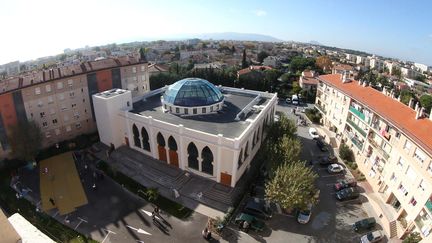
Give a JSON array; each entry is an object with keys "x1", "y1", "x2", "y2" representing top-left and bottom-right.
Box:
[
  {"x1": 319, "y1": 74, "x2": 432, "y2": 156},
  {"x1": 131, "y1": 89, "x2": 270, "y2": 138}
]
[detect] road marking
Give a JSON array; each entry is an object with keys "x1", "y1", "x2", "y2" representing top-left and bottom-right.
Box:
[
  {"x1": 126, "y1": 225, "x2": 152, "y2": 235},
  {"x1": 101, "y1": 229, "x2": 116, "y2": 243},
  {"x1": 74, "y1": 217, "x2": 88, "y2": 230},
  {"x1": 141, "y1": 209, "x2": 152, "y2": 217}
]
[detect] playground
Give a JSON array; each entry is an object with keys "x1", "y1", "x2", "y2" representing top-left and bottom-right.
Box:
[{"x1": 39, "y1": 152, "x2": 88, "y2": 215}]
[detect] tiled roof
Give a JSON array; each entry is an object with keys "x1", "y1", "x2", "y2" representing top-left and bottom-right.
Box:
[
  {"x1": 301, "y1": 77, "x2": 319, "y2": 85},
  {"x1": 319, "y1": 74, "x2": 432, "y2": 156},
  {"x1": 333, "y1": 64, "x2": 353, "y2": 71},
  {"x1": 237, "y1": 65, "x2": 272, "y2": 76}
]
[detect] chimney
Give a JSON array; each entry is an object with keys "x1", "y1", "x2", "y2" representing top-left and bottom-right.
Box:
[
  {"x1": 382, "y1": 86, "x2": 387, "y2": 95},
  {"x1": 414, "y1": 102, "x2": 419, "y2": 112},
  {"x1": 416, "y1": 106, "x2": 421, "y2": 119},
  {"x1": 359, "y1": 79, "x2": 363, "y2": 86},
  {"x1": 419, "y1": 107, "x2": 426, "y2": 118},
  {"x1": 430, "y1": 108, "x2": 432, "y2": 121},
  {"x1": 408, "y1": 98, "x2": 414, "y2": 108},
  {"x1": 397, "y1": 95, "x2": 401, "y2": 102},
  {"x1": 342, "y1": 71, "x2": 347, "y2": 83},
  {"x1": 363, "y1": 81, "x2": 368, "y2": 87}
]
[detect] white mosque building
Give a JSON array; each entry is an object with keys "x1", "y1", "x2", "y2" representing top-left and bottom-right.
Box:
[{"x1": 93, "y1": 78, "x2": 277, "y2": 187}]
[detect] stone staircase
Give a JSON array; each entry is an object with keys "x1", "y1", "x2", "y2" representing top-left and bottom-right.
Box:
[
  {"x1": 172, "y1": 172, "x2": 191, "y2": 190},
  {"x1": 203, "y1": 185, "x2": 233, "y2": 206}
]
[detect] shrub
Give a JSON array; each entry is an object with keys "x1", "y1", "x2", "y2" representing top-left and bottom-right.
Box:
[
  {"x1": 339, "y1": 143, "x2": 354, "y2": 162},
  {"x1": 305, "y1": 108, "x2": 322, "y2": 124}
]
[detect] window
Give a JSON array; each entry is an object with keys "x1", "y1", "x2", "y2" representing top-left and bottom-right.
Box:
[
  {"x1": 82, "y1": 99, "x2": 85, "y2": 103},
  {"x1": 48, "y1": 96, "x2": 54, "y2": 104},
  {"x1": 45, "y1": 84, "x2": 51, "y2": 92},
  {"x1": 390, "y1": 173, "x2": 397, "y2": 183},
  {"x1": 57, "y1": 82, "x2": 63, "y2": 89},
  {"x1": 418, "y1": 180, "x2": 427, "y2": 192},
  {"x1": 61, "y1": 104, "x2": 67, "y2": 111},
  {"x1": 428, "y1": 162, "x2": 432, "y2": 175},
  {"x1": 176, "y1": 107, "x2": 179, "y2": 113},
  {"x1": 414, "y1": 148, "x2": 426, "y2": 164},
  {"x1": 141, "y1": 75, "x2": 146, "y2": 81},
  {"x1": 71, "y1": 103, "x2": 76, "y2": 108},
  {"x1": 202, "y1": 107, "x2": 206, "y2": 113},
  {"x1": 69, "y1": 91, "x2": 75, "y2": 97},
  {"x1": 397, "y1": 157, "x2": 405, "y2": 169},
  {"x1": 398, "y1": 184, "x2": 408, "y2": 196},
  {"x1": 35, "y1": 87, "x2": 41, "y2": 95},
  {"x1": 52, "y1": 119, "x2": 58, "y2": 124},
  {"x1": 141, "y1": 65, "x2": 145, "y2": 72},
  {"x1": 395, "y1": 132, "x2": 401, "y2": 139},
  {"x1": 193, "y1": 108, "x2": 197, "y2": 114},
  {"x1": 42, "y1": 121, "x2": 48, "y2": 127},
  {"x1": 409, "y1": 197, "x2": 417, "y2": 206},
  {"x1": 68, "y1": 79, "x2": 73, "y2": 86},
  {"x1": 40, "y1": 112, "x2": 45, "y2": 118},
  {"x1": 405, "y1": 166, "x2": 417, "y2": 181},
  {"x1": 45, "y1": 132, "x2": 51, "y2": 138},
  {"x1": 74, "y1": 111, "x2": 79, "y2": 119},
  {"x1": 66, "y1": 125, "x2": 71, "y2": 132},
  {"x1": 81, "y1": 88, "x2": 84, "y2": 93},
  {"x1": 127, "y1": 101, "x2": 130, "y2": 107},
  {"x1": 210, "y1": 106, "x2": 213, "y2": 112},
  {"x1": 75, "y1": 123, "x2": 81, "y2": 129},
  {"x1": 59, "y1": 93, "x2": 65, "y2": 100},
  {"x1": 404, "y1": 140, "x2": 412, "y2": 152},
  {"x1": 132, "y1": 67, "x2": 137, "y2": 73},
  {"x1": 184, "y1": 108, "x2": 188, "y2": 114}
]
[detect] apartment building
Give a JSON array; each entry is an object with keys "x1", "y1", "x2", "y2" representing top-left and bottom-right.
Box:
[
  {"x1": 0, "y1": 56, "x2": 149, "y2": 158},
  {"x1": 315, "y1": 73, "x2": 432, "y2": 241}
]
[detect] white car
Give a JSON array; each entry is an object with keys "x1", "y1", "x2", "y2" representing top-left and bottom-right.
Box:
[
  {"x1": 327, "y1": 164, "x2": 344, "y2": 174},
  {"x1": 297, "y1": 204, "x2": 312, "y2": 224},
  {"x1": 360, "y1": 230, "x2": 384, "y2": 243},
  {"x1": 308, "y1": 128, "x2": 320, "y2": 139}
]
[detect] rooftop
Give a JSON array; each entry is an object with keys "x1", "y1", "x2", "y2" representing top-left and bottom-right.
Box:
[
  {"x1": 131, "y1": 88, "x2": 271, "y2": 138},
  {"x1": 319, "y1": 74, "x2": 432, "y2": 156}
]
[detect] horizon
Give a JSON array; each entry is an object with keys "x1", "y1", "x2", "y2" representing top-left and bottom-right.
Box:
[{"x1": 1, "y1": 0, "x2": 431, "y2": 66}]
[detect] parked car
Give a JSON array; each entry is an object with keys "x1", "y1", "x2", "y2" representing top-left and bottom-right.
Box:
[
  {"x1": 319, "y1": 155, "x2": 338, "y2": 166},
  {"x1": 327, "y1": 164, "x2": 344, "y2": 173},
  {"x1": 334, "y1": 178, "x2": 357, "y2": 191},
  {"x1": 360, "y1": 230, "x2": 384, "y2": 243},
  {"x1": 336, "y1": 187, "x2": 360, "y2": 201},
  {"x1": 316, "y1": 139, "x2": 328, "y2": 152},
  {"x1": 308, "y1": 128, "x2": 320, "y2": 139},
  {"x1": 353, "y1": 217, "x2": 376, "y2": 232},
  {"x1": 234, "y1": 213, "x2": 265, "y2": 232},
  {"x1": 285, "y1": 97, "x2": 291, "y2": 104},
  {"x1": 297, "y1": 204, "x2": 312, "y2": 224},
  {"x1": 243, "y1": 198, "x2": 273, "y2": 220}
]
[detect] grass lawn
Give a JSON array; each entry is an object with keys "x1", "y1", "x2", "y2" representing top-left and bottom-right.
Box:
[
  {"x1": 0, "y1": 162, "x2": 98, "y2": 243},
  {"x1": 96, "y1": 161, "x2": 192, "y2": 219}
]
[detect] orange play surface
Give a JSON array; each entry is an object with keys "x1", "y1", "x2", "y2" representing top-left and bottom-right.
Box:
[{"x1": 39, "y1": 152, "x2": 88, "y2": 215}]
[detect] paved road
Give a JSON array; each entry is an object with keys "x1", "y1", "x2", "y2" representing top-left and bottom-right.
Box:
[{"x1": 231, "y1": 101, "x2": 371, "y2": 243}]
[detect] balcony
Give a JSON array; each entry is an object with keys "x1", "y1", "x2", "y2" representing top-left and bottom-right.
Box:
[
  {"x1": 426, "y1": 199, "x2": 432, "y2": 215},
  {"x1": 349, "y1": 106, "x2": 366, "y2": 120},
  {"x1": 368, "y1": 138, "x2": 390, "y2": 160},
  {"x1": 346, "y1": 118, "x2": 367, "y2": 137},
  {"x1": 315, "y1": 103, "x2": 326, "y2": 114}
]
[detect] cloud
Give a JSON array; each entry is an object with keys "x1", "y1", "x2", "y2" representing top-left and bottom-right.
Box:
[{"x1": 253, "y1": 9, "x2": 267, "y2": 17}]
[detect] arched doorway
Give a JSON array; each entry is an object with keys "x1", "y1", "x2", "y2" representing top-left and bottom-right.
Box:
[
  {"x1": 238, "y1": 148, "x2": 243, "y2": 169},
  {"x1": 201, "y1": 146, "x2": 214, "y2": 175},
  {"x1": 244, "y1": 142, "x2": 249, "y2": 160},
  {"x1": 132, "y1": 124, "x2": 141, "y2": 148},
  {"x1": 168, "y1": 136, "x2": 179, "y2": 167},
  {"x1": 156, "y1": 132, "x2": 167, "y2": 162},
  {"x1": 187, "y1": 142, "x2": 199, "y2": 170},
  {"x1": 141, "y1": 127, "x2": 150, "y2": 152}
]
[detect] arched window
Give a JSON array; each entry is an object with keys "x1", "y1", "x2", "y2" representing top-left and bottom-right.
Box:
[
  {"x1": 187, "y1": 142, "x2": 199, "y2": 170},
  {"x1": 168, "y1": 136, "x2": 177, "y2": 151},
  {"x1": 252, "y1": 131, "x2": 257, "y2": 147},
  {"x1": 157, "y1": 132, "x2": 166, "y2": 147},
  {"x1": 132, "y1": 124, "x2": 141, "y2": 148},
  {"x1": 201, "y1": 146, "x2": 213, "y2": 175},
  {"x1": 244, "y1": 142, "x2": 249, "y2": 159},
  {"x1": 257, "y1": 125, "x2": 261, "y2": 142},
  {"x1": 238, "y1": 148, "x2": 243, "y2": 169},
  {"x1": 141, "y1": 127, "x2": 150, "y2": 151}
]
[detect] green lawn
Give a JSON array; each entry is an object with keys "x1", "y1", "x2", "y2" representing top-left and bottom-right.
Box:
[
  {"x1": 0, "y1": 162, "x2": 98, "y2": 243},
  {"x1": 96, "y1": 161, "x2": 192, "y2": 219}
]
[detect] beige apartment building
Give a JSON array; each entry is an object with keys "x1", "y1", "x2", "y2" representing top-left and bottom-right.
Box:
[
  {"x1": 0, "y1": 56, "x2": 149, "y2": 156},
  {"x1": 315, "y1": 73, "x2": 432, "y2": 241}
]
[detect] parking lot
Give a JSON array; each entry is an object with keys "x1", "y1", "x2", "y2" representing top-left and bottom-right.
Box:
[{"x1": 230, "y1": 101, "x2": 386, "y2": 243}]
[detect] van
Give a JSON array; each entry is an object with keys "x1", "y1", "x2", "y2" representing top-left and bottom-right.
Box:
[{"x1": 292, "y1": 94, "x2": 299, "y2": 105}]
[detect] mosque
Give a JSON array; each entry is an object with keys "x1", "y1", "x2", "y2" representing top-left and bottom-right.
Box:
[{"x1": 93, "y1": 78, "x2": 277, "y2": 187}]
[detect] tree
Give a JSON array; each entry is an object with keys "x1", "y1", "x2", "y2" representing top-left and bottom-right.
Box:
[
  {"x1": 339, "y1": 143, "x2": 354, "y2": 162},
  {"x1": 399, "y1": 90, "x2": 415, "y2": 105},
  {"x1": 257, "y1": 51, "x2": 269, "y2": 64},
  {"x1": 403, "y1": 232, "x2": 422, "y2": 243},
  {"x1": 242, "y1": 49, "x2": 248, "y2": 68},
  {"x1": 266, "y1": 115, "x2": 297, "y2": 142},
  {"x1": 8, "y1": 120, "x2": 42, "y2": 161},
  {"x1": 392, "y1": 67, "x2": 402, "y2": 80},
  {"x1": 265, "y1": 161, "x2": 318, "y2": 211},
  {"x1": 316, "y1": 56, "x2": 332, "y2": 71},
  {"x1": 420, "y1": 94, "x2": 432, "y2": 113},
  {"x1": 139, "y1": 47, "x2": 147, "y2": 61},
  {"x1": 291, "y1": 81, "x2": 302, "y2": 95},
  {"x1": 289, "y1": 56, "x2": 316, "y2": 73},
  {"x1": 415, "y1": 74, "x2": 426, "y2": 82}
]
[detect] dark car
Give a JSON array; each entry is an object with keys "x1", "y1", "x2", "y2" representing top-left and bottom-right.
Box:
[
  {"x1": 353, "y1": 217, "x2": 376, "y2": 232},
  {"x1": 234, "y1": 213, "x2": 265, "y2": 232},
  {"x1": 336, "y1": 187, "x2": 359, "y2": 201},
  {"x1": 316, "y1": 139, "x2": 328, "y2": 152},
  {"x1": 319, "y1": 155, "x2": 338, "y2": 166},
  {"x1": 334, "y1": 179, "x2": 357, "y2": 191},
  {"x1": 242, "y1": 198, "x2": 273, "y2": 220}
]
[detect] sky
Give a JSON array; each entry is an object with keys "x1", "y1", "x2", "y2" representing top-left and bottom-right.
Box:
[{"x1": 1, "y1": 0, "x2": 432, "y2": 66}]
